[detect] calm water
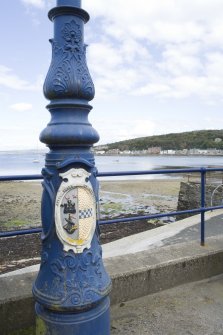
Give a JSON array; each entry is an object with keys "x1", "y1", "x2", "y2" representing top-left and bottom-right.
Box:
[{"x1": 0, "y1": 151, "x2": 223, "y2": 179}]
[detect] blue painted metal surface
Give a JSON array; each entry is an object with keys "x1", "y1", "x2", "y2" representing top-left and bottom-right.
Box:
[
  {"x1": 200, "y1": 168, "x2": 206, "y2": 246},
  {"x1": 0, "y1": 174, "x2": 42, "y2": 181},
  {"x1": 31, "y1": 0, "x2": 111, "y2": 333}
]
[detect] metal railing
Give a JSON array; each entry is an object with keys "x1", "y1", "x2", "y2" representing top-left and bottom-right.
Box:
[{"x1": 1, "y1": 167, "x2": 223, "y2": 245}]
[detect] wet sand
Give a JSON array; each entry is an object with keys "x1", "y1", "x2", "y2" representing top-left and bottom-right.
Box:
[{"x1": 100, "y1": 179, "x2": 181, "y2": 215}]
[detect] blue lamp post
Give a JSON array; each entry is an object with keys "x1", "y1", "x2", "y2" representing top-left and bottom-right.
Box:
[{"x1": 33, "y1": 0, "x2": 111, "y2": 334}]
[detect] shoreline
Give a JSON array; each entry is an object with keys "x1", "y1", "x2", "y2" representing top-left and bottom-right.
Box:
[{"x1": 95, "y1": 153, "x2": 223, "y2": 157}]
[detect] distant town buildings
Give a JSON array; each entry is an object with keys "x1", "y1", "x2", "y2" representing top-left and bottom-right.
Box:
[
  {"x1": 147, "y1": 147, "x2": 161, "y2": 154},
  {"x1": 94, "y1": 146, "x2": 223, "y2": 156}
]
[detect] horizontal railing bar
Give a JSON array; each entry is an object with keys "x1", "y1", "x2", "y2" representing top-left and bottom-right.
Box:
[
  {"x1": 97, "y1": 167, "x2": 223, "y2": 177},
  {"x1": 0, "y1": 228, "x2": 42, "y2": 238},
  {"x1": 0, "y1": 175, "x2": 42, "y2": 181},
  {"x1": 1, "y1": 167, "x2": 223, "y2": 181},
  {"x1": 203, "y1": 168, "x2": 223, "y2": 172},
  {"x1": 98, "y1": 208, "x2": 201, "y2": 225},
  {"x1": 2, "y1": 204, "x2": 223, "y2": 238},
  {"x1": 99, "y1": 205, "x2": 223, "y2": 225},
  {"x1": 205, "y1": 205, "x2": 223, "y2": 211}
]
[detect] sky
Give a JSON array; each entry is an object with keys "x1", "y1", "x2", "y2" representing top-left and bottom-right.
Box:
[{"x1": 1, "y1": 0, "x2": 223, "y2": 150}]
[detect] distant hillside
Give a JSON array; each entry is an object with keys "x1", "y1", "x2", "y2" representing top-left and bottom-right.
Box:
[{"x1": 106, "y1": 130, "x2": 223, "y2": 151}]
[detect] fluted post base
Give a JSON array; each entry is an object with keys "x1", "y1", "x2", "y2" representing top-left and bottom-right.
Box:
[{"x1": 36, "y1": 297, "x2": 110, "y2": 335}]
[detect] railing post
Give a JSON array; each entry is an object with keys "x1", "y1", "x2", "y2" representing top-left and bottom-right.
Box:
[
  {"x1": 33, "y1": 1, "x2": 111, "y2": 334},
  {"x1": 200, "y1": 168, "x2": 206, "y2": 246}
]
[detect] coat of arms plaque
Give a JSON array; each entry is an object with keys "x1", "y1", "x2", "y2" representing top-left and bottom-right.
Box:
[{"x1": 55, "y1": 168, "x2": 96, "y2": 253}]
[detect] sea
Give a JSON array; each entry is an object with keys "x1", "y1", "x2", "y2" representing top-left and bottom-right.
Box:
[{"x1": 1, "y1": 150, "x2": 223, "y2": 180}]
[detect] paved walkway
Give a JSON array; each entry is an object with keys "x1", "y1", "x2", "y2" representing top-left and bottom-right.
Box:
[
  {"x1": 111, "y1": 274, "x2": 223, "y2": 335},
  {"x1": 103, "y1": 209, "x2": 223, "y2": 258},
  {"x1": 164, "y1": 212, "x2": 223, "y2": 246}
]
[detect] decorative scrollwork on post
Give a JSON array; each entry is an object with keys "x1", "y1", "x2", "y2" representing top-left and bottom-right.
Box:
[
  {"x1": 46, "y1": 248, "x2": 108, "y2": 307},
  {"x1": 44, "y1": 19, "x2": 95, "y2": 101}
]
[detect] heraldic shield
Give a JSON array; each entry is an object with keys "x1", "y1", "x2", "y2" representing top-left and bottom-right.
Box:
[{"x1": 55, "y1": 168, "x2": 96, "y2": 253}]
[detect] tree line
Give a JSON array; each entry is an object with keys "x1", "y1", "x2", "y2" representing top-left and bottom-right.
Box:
[{"x1": 107, "y1": 130, "x2": 223, "y2": 151}]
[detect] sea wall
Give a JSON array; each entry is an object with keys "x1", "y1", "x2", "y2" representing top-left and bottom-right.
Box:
[
  {"x1": 1, "y1": 236, "x2": 223, "y2": 334},
  {"x1": 177, "y1": 181, "x2": 223, "y2": 219}
]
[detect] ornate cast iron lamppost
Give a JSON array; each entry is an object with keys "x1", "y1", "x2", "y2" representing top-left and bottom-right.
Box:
[{"x1": 33, "y1": 0, "x2": 111, "y2": 334}]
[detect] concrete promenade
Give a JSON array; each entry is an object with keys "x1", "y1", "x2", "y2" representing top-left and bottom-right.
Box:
[
  {"x1": 109, "y1": 210, "x2": 223, "y2": 334},
  {"x1": 111, "y1": 274, "x2": 223, "y2": 334},
  {"x1": 1, "y1": 210, "x2": 223, "y2": 334}
]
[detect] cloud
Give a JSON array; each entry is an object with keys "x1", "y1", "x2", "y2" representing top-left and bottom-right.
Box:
[
  {"x1": 95, "y1": 119, "x2": 156, "y2": 144},
  {"x1": 84, "y1": 0, "x2": 223, "y2": 27},
  {"x1": 134, "y1": 84, "x2": 171, "y2": 97},
  {"x1": 10, "y1": 103, "x2": 33, "y2": 111},
  {"x1": 15, "y1": 0, "x2": 223, "y2": 102},
  {"x1": 83, "y1": 0, "x2": 223, "y2": 102},
  {"x1": 0, "y1": 65, "x2": 30, "y2": 90},
  {"x1": 0, "y1": 65, "x2": 43, "y2": 91},
  {"x1": 21, "y1": 0, "x2": 45, "y2": 8},
  {"x1": 87, "y1": 36, "x2": 153, "y2": 98}
]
